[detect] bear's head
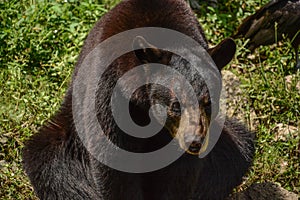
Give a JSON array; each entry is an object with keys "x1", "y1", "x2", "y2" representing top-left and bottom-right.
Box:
[{"x1": 116, "y1": 36, "x2": 236, "y2": 155}]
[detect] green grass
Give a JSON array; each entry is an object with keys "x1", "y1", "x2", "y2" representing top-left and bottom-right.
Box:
[
  {"x1": 1, "y1": 0, "x2": 106, "y2": 198},
  {"x1": 0, "y1": 0, "x2": 299, "y2": 199}
]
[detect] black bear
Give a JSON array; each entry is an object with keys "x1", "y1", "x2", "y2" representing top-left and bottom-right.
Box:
[{"x1": 23, "y1": 0, "x2": 254, "y2": 199}]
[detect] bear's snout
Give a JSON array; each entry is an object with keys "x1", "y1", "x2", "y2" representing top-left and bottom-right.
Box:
[
  {"x1": 174, "y1": 107, "x2": 210, "y2": 155},
  {"x1": 184, "y1": 135, "x2": 205, "y2": 155}
]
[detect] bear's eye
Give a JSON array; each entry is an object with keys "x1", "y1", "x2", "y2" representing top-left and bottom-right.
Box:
[
  {"x1": 170, "y1": 101, "x2": 181, "y2": 114},
  {"x1": 205, "y1": 98, "x2": 211, "y2": 107},
  {"x1": 204, "y1": 99, "x2": 212, "y2": 116}
]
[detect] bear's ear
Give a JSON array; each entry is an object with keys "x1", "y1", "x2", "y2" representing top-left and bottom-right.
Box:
[
  {"x1": 207, "y1": 38, "x2": 236, "y2": 70},
  {"x1": 133, "y1": 36, "x2": 171, "y2": 64}
]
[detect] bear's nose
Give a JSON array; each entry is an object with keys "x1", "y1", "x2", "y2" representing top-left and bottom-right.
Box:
[{"x1": 184, "y1": 135, "x2": 205, "y2": 154}]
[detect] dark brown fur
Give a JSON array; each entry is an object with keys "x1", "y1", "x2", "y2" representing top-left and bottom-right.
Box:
[{"x1": 23, "y1": 0, "x2": 254, "y2": 199}]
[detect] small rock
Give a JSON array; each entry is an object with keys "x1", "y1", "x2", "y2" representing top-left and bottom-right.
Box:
[
  {"x1": 285, "y1": 75, "x2": 300, "y2": 92},
  {"x1": 273, "y1": 123, "x2": 298, "y2": 141},
  {"x1": 279, "y1": 160, "x2": 288, "y2": 174},
  {"x1": 228, "y1": 182, "x2": 299, "y2": 200},
  {"x1": 0, "y1": 136, "x2": 8, "y2": 144},
  {"x1": 247, "y1": 54, "x2": 256, "y2": 60},
  {"x1": 0, "y1": 160, "x2": 8, "y2": 168}
]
